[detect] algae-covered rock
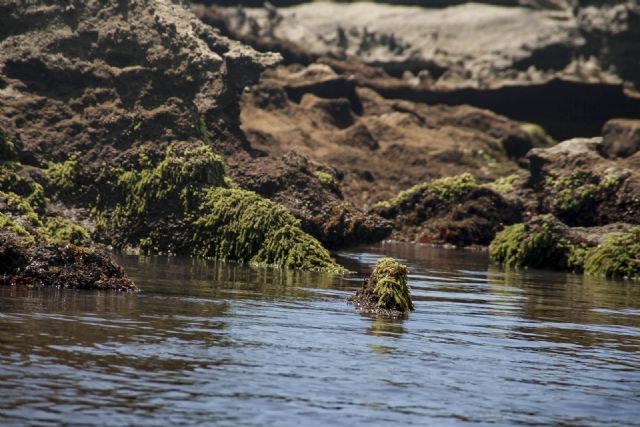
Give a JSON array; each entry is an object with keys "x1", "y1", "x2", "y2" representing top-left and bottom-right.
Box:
[
  {"x1": 490, "y1": 215, "x2": 639, "y2": 279},
  {"x1": 372, "y1": 173, "x2": 522, "y2": 246},
  {"x1": 526, "y1": 138, "x2": 640, "y2": 227},
  {"x1": 489, "y1": 215, "x2": 581, "y2": 271},
  {"x1": 90, "y1": 143, "x2": 344, "y2": 272},
  {"x1": 348, "y1": 257, "x2": 414, "y2": 316},
  {"x1": 584, "y1": 227, "x2": 640, "y2": 280}
]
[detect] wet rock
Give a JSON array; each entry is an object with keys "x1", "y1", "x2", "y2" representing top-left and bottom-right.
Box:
[
  {"x1": 348, "y1": 257, "x2": 414, "y2": 316},
  {"x1": 490, "y1": 214, "x2": 639, "y2": 279},
  {"x1": 0, "y1": 229, "x2": 137, "y2": 291},
  {"x1": 601, "y1": 119, "x2": 640, "y2": 158}
]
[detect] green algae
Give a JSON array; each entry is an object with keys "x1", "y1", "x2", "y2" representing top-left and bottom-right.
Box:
[
  {"x1": 370, "y1": 257, "x2": 413, "y2": 312},
  {"x1": 0, "y1": 130, "x2": 16, "y2": 160},
  {"x1": 314, "y1": 171, "x2": 340, "y2": 193},
  {"x1": 0, "y1": 212, "x2": 35, "y2": 245},
  {"x1": 111, "y1": 144, "x2": 226, "y2": 221},
  {"x1": 373, "y1": 172, "x2": 476, "y2": 213},
  {"x1": 44, "y1": 217, "x2": 90, "y2": 246},
  {"x1": 489, "y1": 216, "x2": 581, "y2": 271},
  {"x1": 490, "y1": 216, "x2": 640, "y2": 278},
  {"x1": 92, "y1": 143, "x2": 344, "y2": 272},
  {"x1": 549, "y1": 170, "x2": 622, "y2": 219},
  {"x1": 46, "y1": 153, "x2": 79, "y2": 195},
  {"x1": 484, "y1": 174, "x2": 518, "y2": 193},
  {"x1": 192, "y1": 187, "x2": 343, "y2": 272},
  {"x1": 0, "y1": 189, "x2": 89, "y2": 247},
  {"x1": 584, "y1": 227, "x2": 640, "y2": 279}
]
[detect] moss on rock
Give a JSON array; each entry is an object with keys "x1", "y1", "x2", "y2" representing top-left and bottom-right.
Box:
[
  {"x1": 490, "y1": 215, "x2": 640, "y2": 279},
  {"x1": 46, "y1": 153, "x2": 79, "y2": 195},
  {"x1": 193, "y1": 187, "x2": 343, "y2": 272},
  {"x1": 348, "y1": 257, "x2": 414, "y2": 315},
  {"x1": 484, "y1": 174, "x2": 518, "y2": 193},
  {"x1": 489, "y1": 215, "x2": 583, "y2": 271},
  {"x1": 0, "y1": 129, "x2": 17, "y2": 160},
  {"x1": 584, "y1": 227, "x2": 640, "y2": 279},
  {"x1": 373, "y1": 172, "x2": 476, "y2": 214},
  {"x1": 546, "y1": 170, "x2": 623, "y2": 225},
  {"x1": 314, "y1": 170, "x2": 340, "y2": 194},
  {"x1": 92, "y1": 143, "x2": 344, "y2": 272}
]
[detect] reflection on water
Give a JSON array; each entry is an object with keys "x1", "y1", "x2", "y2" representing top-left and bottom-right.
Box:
[{"x1": 1, "y1": 243, "x2": 640, "y2": 426}]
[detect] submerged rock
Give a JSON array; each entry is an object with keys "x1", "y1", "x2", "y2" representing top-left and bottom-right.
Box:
[{"x1": 348, "y1": 257, "x2": 414, "y2": 316}]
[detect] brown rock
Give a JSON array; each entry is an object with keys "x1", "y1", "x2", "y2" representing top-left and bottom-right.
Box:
[{"x1": 601, "y1": 119, "x2": 640, "y2": 158}]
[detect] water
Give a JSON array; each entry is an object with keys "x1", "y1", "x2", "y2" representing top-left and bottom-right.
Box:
[{"x1": 1, "y1": 243, "x2": 639, "y2": 426}]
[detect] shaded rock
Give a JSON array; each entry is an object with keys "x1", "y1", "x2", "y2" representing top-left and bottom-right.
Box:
[
  {"x1": 348, "y1": 257, "x2": 414, "y2": 316},
  {"x1": 601, "y1": 119, "x2": 640, "y2": 158},
  {"x1": 0, "y1": 229, "x2": 137, "y2": 291}
]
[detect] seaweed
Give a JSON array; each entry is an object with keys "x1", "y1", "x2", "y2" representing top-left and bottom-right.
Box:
[
  {"x1": 373, "y1": 172, "x2": 476, "y2": 213},
  {"x1": 489, "y1": 215, "x2": 579, "y2": 271},
  {"x1": 348, "y1": 257, "x2": 414, "y2": 314},
  {"x1": 93, "y1": 144, "x2": 344, "y2": 272},
  {"x1": 584, "y1": 227, "x2": 640, "y2": 279}
]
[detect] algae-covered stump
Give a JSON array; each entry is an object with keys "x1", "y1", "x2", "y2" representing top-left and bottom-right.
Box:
[{"x1": 348, "y1": 257, "x2": 415, "y2": 316}]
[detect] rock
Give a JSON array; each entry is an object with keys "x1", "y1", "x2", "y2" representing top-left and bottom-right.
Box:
[
  {"x1": 601, "y1": 119, "x2": 640, "y2": 158},
  {"x1": 372, "y1": 173, "x2": 523, "y2": 246},
  {"x1": 348, "y1": 257, "x2": 414, "y2": 316},
  {"x1": 526, "y1": 137, "x2": 640, "y2": 226},
  {"x1": 577, "y1": 2, "x2": 640, "y2": 90},
  {"x1": 490, "y1": 214, "x2": 639, "y2": 279},
  {"x1": 206, "y1": 2, "x2": 640, "y2": 140},
  {"x1": 0, "y1": 0, "x2": 387, "y2": 251},
  {"x1": 239, "y1": 63, "x2": 546, "y2": 212},
  {"x1": 0, "y1": 229, "x2": 137, "y2": 291}
]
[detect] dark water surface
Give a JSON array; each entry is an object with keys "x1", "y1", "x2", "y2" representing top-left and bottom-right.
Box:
[{"x1": 1, "y1": 243, "x2": 639, "y2": 426}]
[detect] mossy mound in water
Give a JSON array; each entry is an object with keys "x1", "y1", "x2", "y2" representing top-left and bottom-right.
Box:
[
  {"x1": 584, "y1": 227, "x2": 640, "y2": 279},
  {"x1": 348, "y1": 257, "x2": 414, "y2": 315},
  {"x1": 0, "y1": 159, "x2": 132, "y2": 291},
  {"x1": 88, "y1": 143, "x2": 344, "y2": 272},
  {"x1": 489, "y1": 215, "x2": 581, "y2": 271}
]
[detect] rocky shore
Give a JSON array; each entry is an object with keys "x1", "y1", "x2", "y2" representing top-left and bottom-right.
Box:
[{"x1": 1, "y1": 0, "x2": 639, "y2": 288}]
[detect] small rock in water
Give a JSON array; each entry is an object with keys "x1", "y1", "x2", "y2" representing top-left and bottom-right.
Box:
[{"x1": 348, "y1": 257, "x2": 414, "y2": 316}]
